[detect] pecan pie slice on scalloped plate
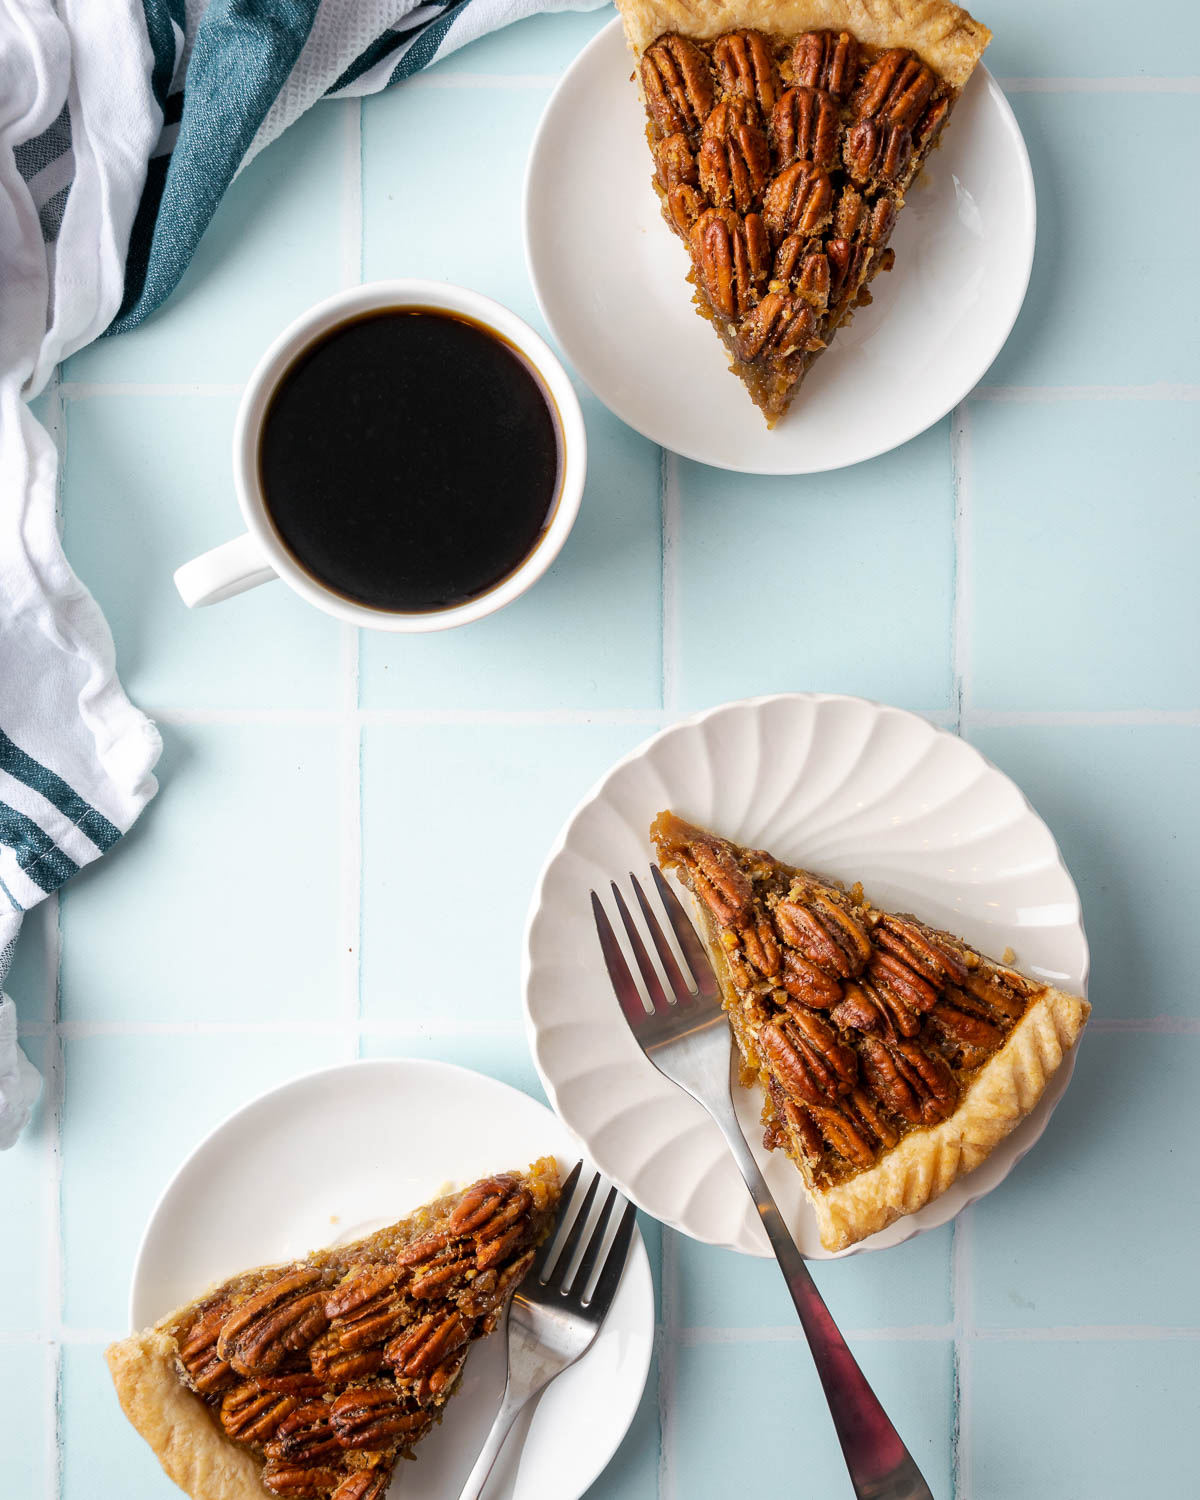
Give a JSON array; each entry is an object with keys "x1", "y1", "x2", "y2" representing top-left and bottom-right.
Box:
[
  {"x1": 614, "y1": 0, "x2": 993, "y2": 425},
  {"x1": 107, "y1": 1161, "x2": 561, "y2": 1500},
  {"x1": 651, "y1": 812, "x2": 1089, "y2": 1252}
]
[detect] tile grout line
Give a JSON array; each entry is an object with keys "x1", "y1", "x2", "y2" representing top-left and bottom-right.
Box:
[
  {"x1": 656, "y1": 1228, "x2": 678, "y2": 1500},
  {"x1": 17, "y1": 1015, "x2": 1200, "y2": 1039},
  {"x1": 660, "y1": 449, "x2": 680, "y2": 716},
  {"x1": 949, "y1": 401, "x2": 969, "y2": 736},
  {"x1": 47, "y1": 891, "x2": 65, "y2": 1500},
  {"x1": 950, "y1": 1205, "x2": 974, "y2": 1500},
  {"x1": 997, "y1": 75, "x2": 1200, "y2": 92}
]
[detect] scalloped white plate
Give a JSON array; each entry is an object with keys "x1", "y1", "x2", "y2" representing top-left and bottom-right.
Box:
[
  {"x1": 130, "y1": 1060, "x2": 654, "y2": 1500},
  {"x1": 524, "y1": 19, "x2": 1035, "y2": 474},
  {"x1": 523, "y1": 695, "x2": 1089, "y2": 1258}
]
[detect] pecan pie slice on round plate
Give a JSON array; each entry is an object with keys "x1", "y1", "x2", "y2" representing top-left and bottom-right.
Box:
[
  {"x1": 106, "y1": 1160, "x2": 559, "y2": 1500},
  {"x1": 615, "y1": 0, "x2": 992, "y2": 425},
  {"x1": 652, "y1": 814, "x2": 1090, "y2": 1251}
]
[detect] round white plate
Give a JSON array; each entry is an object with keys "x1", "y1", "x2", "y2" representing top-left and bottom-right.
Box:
[
  {"x1": 131, "y1": 1059, "x2": 654, "y2": 1500},
  {"x1": 523, "y1": 694, "x2": 1089, "y2": 1258},
  {"x1": 524, "y1": 20, "x2": 1035, "y2": 474}
]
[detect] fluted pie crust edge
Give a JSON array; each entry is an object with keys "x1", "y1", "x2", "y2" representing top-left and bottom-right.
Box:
[
  {"x1": 811, "y1": 986, "x2": 1089, "y2": 1249},
  {"x1": 614, "y1": 0, "x2": 991, "y2": 87},
  {"x1": 106, "y1": 1165, "x2": 559, "y2": 1500}
]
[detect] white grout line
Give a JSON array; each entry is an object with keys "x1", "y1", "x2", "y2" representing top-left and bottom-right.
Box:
[
  {"x1": 57, "y1": 382, "x2": 244, "y2": 398},
  {"x1": 340, "y1": 628, "x2": 362, "y2": 1065},
  {"x1": 404, "y1": 71, "x2": 560, "y2": 89},
  {"x1": 657, "y1": 1228, "x2": 678, "y2": 1500},
  {"x1": 950, "y1": 401, "x2": 970, "y2": 735},
  {"x1": 963, "y1": 709, "x2": 1200, "y2": 728},
  {"x1": 147, "y1": 706, "x2": 668, "y2": 727},
  {"x1": 46, "y1": 892, "x2": 64, "y2": 1500},
  {"x1": 659, "y1": 450, "x2": 680, "y2": 716},
  {"x1": 950, "y1": 1206, "x2": 974, "y2": 1500},
  {"x1": 998, "y1": 76, "x2": 1200, "y2": 93},
  {"x1": 971, "y1": 383, "x2": 1200, "y2": 402},
  {"x1": 341, "y1": 99, "x2": 363, "y2": 289},
  {"x1": 18, "y1": 1015, "x2": 1198, "y2": 1040},
  {"x1": 972, "y1": 1325, "x2": 1200, "y2": 1340},
  {"x1": 675, "y1": 1323, "x2": 954, "y2": 1344}
]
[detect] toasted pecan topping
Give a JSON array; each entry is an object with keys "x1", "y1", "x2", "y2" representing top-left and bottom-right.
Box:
[
  {"x1": 713, "y1": 29, "x2": 778, "y2": 114},
  {"x1": 792, "y1": 30, "x2": 859, "y2": 99},
  {"x1": 642, "y1": 34, "x2": 714, "y2": 137}
]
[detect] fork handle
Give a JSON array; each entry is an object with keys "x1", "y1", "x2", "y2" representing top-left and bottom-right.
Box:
[
  {"x1": 714, "y1": 1108, "x2": 936, "y2": 1500},
  {"x1": 456, "y1": 1379, "x2": 538, "y2": 1500}
]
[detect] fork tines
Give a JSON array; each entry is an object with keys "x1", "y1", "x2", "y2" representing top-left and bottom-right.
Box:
[
  {"x1": 591, "y1": 866, "x2": 720, "y2": 1024},
  {"x1": 530, "y1": 1161, "x2": 636, "y2": 1317}
]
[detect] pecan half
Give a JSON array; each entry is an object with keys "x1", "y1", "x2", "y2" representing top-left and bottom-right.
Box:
[
  {"x1": 308, "y1": 1339, "x2": 385, "y2": 1385},
  {"x1": 220, "y1": 1382, "x2": 300, "y2": 1445},
  {"x1": 760, "y1": 1011, "x2": 855, "y2": 1107},
  {"x1": 792, "y1": 30, "x2": 860, "y2": 100},
  {"x1": 863, "y1": 1036, "x2": 957, "y2": 1125},
  {"x1": 330, "y1": 1386, "x2": 429, "y2": 1450},
  {"x1": 778, "y1": 946, "x2": 842, "y2": 1007},
  {"x1": 831, "y1": 983, "x2": 881, "y2": 1034},
  {"x1": 331, "y1": 1470, "x2": 394, "y2": 1500},
  {"x1": 325, "y1": 1265, "x2": 409, "y2": 1349},
  {"x1": 262, "y1": 1465, "x2": 343, "y2": 1497},
  {"x1": 217, "y1": 1270, "x2": 330, "y2": 1376},
  {"x1": 775, "y1": 899, "x2": 852, "y2": 977},
  {"x1": 408, "y1": 1249, "x2": 477, "y2": 1300},
  {"x1": 698, "y1": 109, "x2": 770, "y2": 214},
  {"x1": 860, "y1": 1035, "x2": 923, "y2": 1123},
  {"x1": 734, "y1": 293, "x2": 818, "y2": 365},
  {"x1": 869, "y1": 950, "x2": 939, "y2": 1014},
  {"x1": 655, "y1": 132, "x2": 697, "y2": 190},
  {"x1": 808, "y1": 1100, "x2": 876, "y2": 1169},
  {"x1": 928, "y1": 998, "x2": 1003, "y2": 1053},
  {"x1": 848, "y1": 1086, "x2": 900, "y2": 1150},
  {"x1": 875, "y1": 914, "x2": 968, "y2": 987},
  {"x1": 741, "y1": 914, "x2": 782, "y2": 977},
  {"x1": 667, "y1": 182, "x2": 704, "y2": 236},
  {"x1": 853, "y1": 48, "x2": 937, "y2": 132},
  {"x1": 826, "y1": 238, "x2": 870, "y2": 303},
  {"x1": 808, "y1": 893, "x2": 873, "y2": 973},
  {"x1": 177, "y1": 1302, "x2": 237, "y2": 1395},
  {"x1": 642, "y1": 35, "x2": 714, "y2": 137},
  {"x1": 762, "y1": 162, "x2": 832, "y2": 245},
  {"x1": 449, "y1": 1175, "x2": 523, "y2": 1235},
  {"x1": 773, "y1": 87, "x2": 838, "y2": 169},
  {"x1": 264, "y1": 1402, "x2": 341, "y2": 1468},
  {"x1": 686, "y1": 831, "x2": 755, "y2": 921},
  {"x1": 713, "y1": 29, "x2": 778, "y2": 114},
  {"x1": 387, "y1": 1311, "x2": 472, "y2": 1381}
]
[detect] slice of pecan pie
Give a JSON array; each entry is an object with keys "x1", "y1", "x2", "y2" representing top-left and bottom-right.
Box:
[
  {"x1": 651, "y1": 814, "x2": 1089, "y2": 1250},
  {"x1": 615, "y1": 0, "x2": 991, "y2": 424},
  {"x1": 107, "y1": 1160, "x2": 559, "y2": 1500}
]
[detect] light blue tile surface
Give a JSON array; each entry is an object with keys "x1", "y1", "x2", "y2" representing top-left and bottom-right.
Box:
[
  {"x1": 432, "y1": 4, "x2": 612, "y2": 75},
  {"x1": 64, "y1": 103, "x2": 352, "y2": 386},
  {"x1": 62, "y1": 394, "x2": 343, "y2": 711},
  {"x1": 966, "y1": 399, "x2": 1200, "y2": 711},
  {"x1": 970, "y1": 1033, "x2": 1200, "y2": 1329},
  {"x1": 968, "y1": 724, "x2": 1200, "y2": 1018},
  {"x1": 60, "y1": 724, "x2": 342, "y2": 1025},
  {"x1": 0, "y1": 1345, "x2": 49, "y2": 1496},
  {"x1": 359, "y1": 720, "x2": 659, "y2": 1024},
  {"x1": 362, "y1": 82, "x2": 550, "y2": 332},
  {"x1": 984, "y1": 94, "x2": 1200, "y2": 388},
  {"x1": 60, "y1": 1032, "x2": 335, "y2": 1328},
  {"x1": 358, "y1": 395, "x2": 663, "y2": 710},
  {"x1": 674, "y1": 1224, "x2": 953, "y2": 1331},
  {"x1": 7, "y1": 11, "x2": 1199, "y2": 1500},
  {"x1": 983, "y1": 2, "x2": 1200, "y2": 76},
  {"x1": 969, "y1": 1337, "x2": 1200, "y2": 1499},
  {"x1": 671, "y1": 1337, "x2": 954, "y2": 1499},
  {"x1": 673, "y1": 421, "x2": 955, "y2": 712}
]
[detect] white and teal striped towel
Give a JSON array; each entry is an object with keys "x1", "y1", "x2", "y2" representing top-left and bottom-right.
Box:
[{"x1": 0, "y1": 0, "x2": 604, "y2": 1146}]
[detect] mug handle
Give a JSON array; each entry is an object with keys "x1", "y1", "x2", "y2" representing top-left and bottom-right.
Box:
[{"x1": 174, "y1": 532, "x2": 278, "y2": 608}]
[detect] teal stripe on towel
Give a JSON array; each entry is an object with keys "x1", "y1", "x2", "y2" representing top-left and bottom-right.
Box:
[
  {"x1": 0, "y1": 730, "x2": 121, "y2": 852},
  {"x1": 0, "y1": 802, "x2": 80, "y2": 894}
]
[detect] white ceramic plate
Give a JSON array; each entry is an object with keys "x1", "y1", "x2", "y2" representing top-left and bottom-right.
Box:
[
  {"x1": 131, "y1": 1059, "x2": 654, "y2": 1500},
  {"x1": 524, "y1": 694, "x2": 1089, "y2": 1258},
  {"x1": 524, "y1": 20, "x2": 1035, "y2": 474}
]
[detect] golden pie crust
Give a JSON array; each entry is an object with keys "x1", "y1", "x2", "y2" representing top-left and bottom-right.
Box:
[
  {"x1": 614, "y1": 0, "x2": 991, "y2": 423},
  {"x1": 107, "y1": 1162, "x2": 559, "y2": 1500},
  {"x1": 652, "y1": 813, "x2": 1089, "y2": 1251}
]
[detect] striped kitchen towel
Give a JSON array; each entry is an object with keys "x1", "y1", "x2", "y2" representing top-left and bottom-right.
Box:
[{"x1": 0, "y1": 0, "x2": 605, "y2": 1146}]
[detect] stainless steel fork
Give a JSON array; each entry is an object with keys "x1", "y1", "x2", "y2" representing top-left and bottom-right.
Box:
[
  {"x1": 456, "y1": 1161, "x2": 637, "y2": 1500},
  {"x1": 593, "y1": 867, "x2": 936, "y2": 1500}
]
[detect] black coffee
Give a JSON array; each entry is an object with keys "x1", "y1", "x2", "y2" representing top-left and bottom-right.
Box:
[{"x1": 258, "y1": 308, "x2": 561, "y2": 613}]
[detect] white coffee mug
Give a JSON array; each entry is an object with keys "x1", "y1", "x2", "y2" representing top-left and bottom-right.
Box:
[{"x1": 173, "y1": 280, "x2": 586, "y2": 632}]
